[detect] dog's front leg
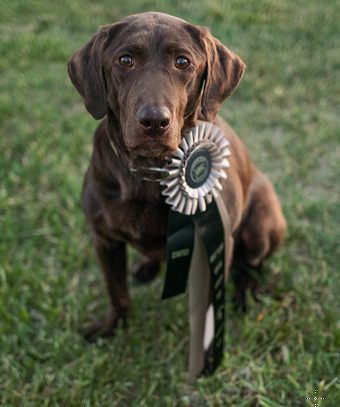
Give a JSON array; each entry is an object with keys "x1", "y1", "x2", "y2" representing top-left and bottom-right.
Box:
[{"x1": 84, "y1": 235, "x2": 129, "y2": 342}]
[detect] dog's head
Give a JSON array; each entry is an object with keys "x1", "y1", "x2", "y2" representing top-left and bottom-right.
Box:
[{"x1": 67, "y1": 12, "x2": 245, "y2": 158}]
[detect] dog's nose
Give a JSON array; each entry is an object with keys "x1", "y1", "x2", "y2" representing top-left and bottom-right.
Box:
[{"x1": 137, "y1": 106, "x2": 171, "y2": 132}]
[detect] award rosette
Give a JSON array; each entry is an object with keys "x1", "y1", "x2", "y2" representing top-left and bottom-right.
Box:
[{"x1": 160, "y1": 120, "x2": 231, "y2": 379}]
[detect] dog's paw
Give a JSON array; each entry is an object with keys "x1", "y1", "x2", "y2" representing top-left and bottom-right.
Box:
[
  {"x1": 132, "y1": 260, "x2": 160, "y2": 284},
  {"x1": 83, "y1": 321, "x2": 115, "y2": 342},
  {"x1": 231, "y1": 263, "x2": 262, "y2": 313},
  {"x1": 232, "y1": 289, "x2": 248, "y2": 313},
  {"x1": 83, "y1": 307, "x2": 127, "y2": 342}
]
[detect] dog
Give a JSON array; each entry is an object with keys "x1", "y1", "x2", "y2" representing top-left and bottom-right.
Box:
[{"x1": 67, "y1": 12, "x2": 286, "y2": 342}]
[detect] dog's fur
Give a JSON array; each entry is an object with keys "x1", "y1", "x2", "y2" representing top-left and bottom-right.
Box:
[{"x1": 67, "y1": 12, "x2": 286, "y2": 341}]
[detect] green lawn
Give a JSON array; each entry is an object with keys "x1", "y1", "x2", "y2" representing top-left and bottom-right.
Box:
[{"x1": 0, "y1": 0, "x2": 339, "y2": 405}]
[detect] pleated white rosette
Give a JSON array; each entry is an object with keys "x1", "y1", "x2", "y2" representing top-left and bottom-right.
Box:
[
  {"x1": 160, "y1": 120, "x2": 231, "y2": 380},
  {"x1": 160, "y1": 120, "x2": 230, "y2": 214}
]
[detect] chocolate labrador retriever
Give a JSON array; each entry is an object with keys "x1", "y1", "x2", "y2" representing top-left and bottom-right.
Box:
[{"x1": 67, "y1": 12, "x2": 286, "y2": 341}]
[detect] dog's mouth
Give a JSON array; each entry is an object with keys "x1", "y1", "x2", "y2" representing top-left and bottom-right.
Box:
[
  {"x1": 129, "y1": 155, "x2": 167, "y2": 172},
  {"x1": 130, "y1": 141, "x2": 172, "y2": 158}
]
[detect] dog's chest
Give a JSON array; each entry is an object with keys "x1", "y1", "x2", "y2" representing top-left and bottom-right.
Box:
[{"x1": 105, "y1": 198, "x2": 169, "y2": 258}]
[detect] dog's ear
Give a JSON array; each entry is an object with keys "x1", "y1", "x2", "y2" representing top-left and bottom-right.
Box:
[
  {"x1": 200, "y1": 29, "x2": 246, "y2": 123},
  {"x1": 67, "y1": 27, "x2": 110, "y2": 120}
]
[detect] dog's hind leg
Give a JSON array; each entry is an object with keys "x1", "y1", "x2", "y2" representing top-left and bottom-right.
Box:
[{"x1": 231, "y1": 170, "x2": 286, "y2": 311}]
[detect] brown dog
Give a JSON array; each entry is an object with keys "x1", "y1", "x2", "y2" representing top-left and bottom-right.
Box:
[{"x1": 67, "y1": 12, "x2": 286, "y2": 341}]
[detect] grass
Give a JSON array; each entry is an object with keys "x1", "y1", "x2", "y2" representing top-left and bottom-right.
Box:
[{"x1": 0, "y1": 0, "x2": 339, "y2": 405}]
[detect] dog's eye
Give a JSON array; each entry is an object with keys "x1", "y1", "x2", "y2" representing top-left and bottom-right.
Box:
[
  {"x1": 175, "y1": 57, "x2": 190, "y2": 69},
  {"x1": 119, "y1": 55, "x2": 134, "y2": 67}
]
